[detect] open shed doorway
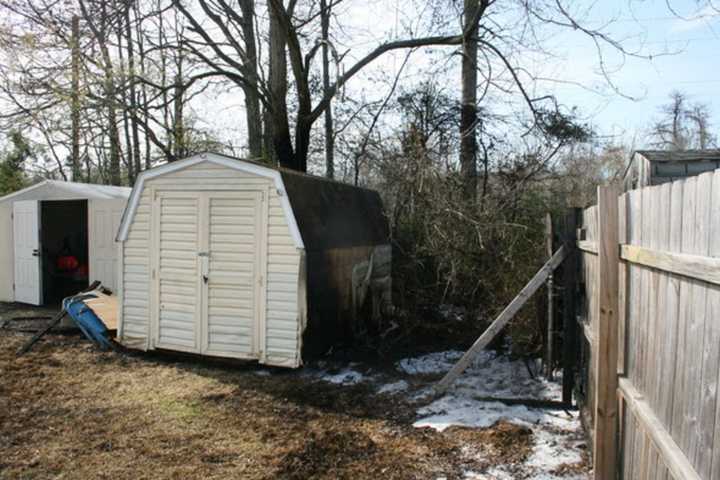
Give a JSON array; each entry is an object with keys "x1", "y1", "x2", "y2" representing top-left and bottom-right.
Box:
[{"x1": 40, "y1": 200, "x2": 89, "y2": 305}]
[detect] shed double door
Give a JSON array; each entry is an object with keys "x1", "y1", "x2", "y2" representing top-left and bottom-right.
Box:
[{"x1": 153, "y1": 190, "x2": 267, "y2": 359}]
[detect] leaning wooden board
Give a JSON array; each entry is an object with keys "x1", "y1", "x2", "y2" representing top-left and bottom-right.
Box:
[{"x1": 83, "y1": 292, "x2": 119, "y2": 331}]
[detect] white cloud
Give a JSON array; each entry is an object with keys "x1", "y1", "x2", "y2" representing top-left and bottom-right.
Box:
[{"x1": 670, "y1": 5, "x2": 720, "y2": 33}]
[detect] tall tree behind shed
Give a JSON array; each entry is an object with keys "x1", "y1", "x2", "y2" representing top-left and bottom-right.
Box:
[
  {"x1": 459, "y1": 0, "x2": 484, "y2": 198},
  {"x1": 321, "y1": 0, "x2": 334, "y2": 178},
  {"x1": 70, "y1": 15, "x2": 82, "y2": 181}
]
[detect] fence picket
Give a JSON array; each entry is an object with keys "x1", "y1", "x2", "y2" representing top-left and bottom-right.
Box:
[{"x1": 577, "y1": 172, "x2": 720, "y2": 479}]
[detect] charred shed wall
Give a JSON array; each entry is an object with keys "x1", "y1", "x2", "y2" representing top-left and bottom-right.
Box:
[{"x1": 279, "y1": 171, "x2": 392, "y2": 357}]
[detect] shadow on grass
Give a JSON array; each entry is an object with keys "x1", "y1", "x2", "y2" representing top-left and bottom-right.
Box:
[{"x1": 117, "y1": 346, "x2": 417, "y2": 425}]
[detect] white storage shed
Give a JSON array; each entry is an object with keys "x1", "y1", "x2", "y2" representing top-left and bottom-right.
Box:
[
  {"x1": 0, "y1": 180, "x2": 131, "y2": 305},
  {"x1": 115, "y1": 152, "x2": 391, "y2": 368}
]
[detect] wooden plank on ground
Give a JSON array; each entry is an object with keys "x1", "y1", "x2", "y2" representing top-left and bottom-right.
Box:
[
  {"x1": 592, "y1": 185, "x2": 619, "y2": 480},
  {"x1": 434, "y1": 246, "x2": 567, "y2": 394},
  {"x1": 16, "y1": 310, "x2": 68, "y2": 356},
  {"x1": 620, "y1": 377, "x2": 702, "y2": 480}
]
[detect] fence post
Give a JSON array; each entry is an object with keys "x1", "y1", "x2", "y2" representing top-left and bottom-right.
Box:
[
  {"x1": 594, "y1": 185, "x2": 620, "y2": 479},
  {"x1": 562, "y1": 208, "x2": 581, "y2": 406},
  {"x1": 545, "y1": 212, "x2": 555, "y2": 379}
]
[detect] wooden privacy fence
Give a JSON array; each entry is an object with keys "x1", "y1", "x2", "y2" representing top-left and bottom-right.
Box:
[{"x1": 578, "y1": 171, "x2": 720, "y2": 479}]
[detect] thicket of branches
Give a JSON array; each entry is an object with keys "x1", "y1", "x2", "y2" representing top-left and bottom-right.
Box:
[{"x1": 0, "y1": 0, "x2": 715, "y2": 351}]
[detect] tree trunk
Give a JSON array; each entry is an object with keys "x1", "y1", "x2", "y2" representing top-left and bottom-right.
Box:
[
  {"x1": 135, "y1": 5, "x2": 152, "y2": 169},
  {"x1": 459, "y1": 0, "x2": 479, "y2": 198},
  {"x1": 238, "y1": 0, "x2": 263, "y2": 159},
  {"x1": 294, "y1": 117, "x2": 310, "y2": 172},
  {"x1": 70, "y1": 15, "x2": 81, "y2": 181},
  {"x1": 321, "y1": 0, "x2": 334, "y2": 178},
  {"x1": 125, "y1": 2, "x2": 142, "y2": 180},
  {"x1": 267, "y1": 0, "x2": 294, "y2": 168},
  {"x1": 159, "y1": 1, "x2": 172, "y2": 157},
  {"x1": 173, "y1": 48, "x2": 185, "y2": 159},
  {"x1": 117, "y1": 21, "x2": 135, "y2": 184}
]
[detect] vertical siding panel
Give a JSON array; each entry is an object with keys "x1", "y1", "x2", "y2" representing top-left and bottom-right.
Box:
[
  {"x1": 689, "y1": 171, "x2": 713, "y2": 472},
  {"x1": 685, "y1": 174, "x2": 711, "y2": 467},
  {"x1": 666, "y1": 179, "x2": 684, "y2": 435},
  {"x1": 710, "y1": 172, "x2": 720, "y2": 479},
  {"x1": 653, "y1": 183, "x2": 672, "y2": 427},
  {"x1": 120, "y1": 191, "x2": 151, "y2": 346},
  {"x1": 674, "y1": 176, "x2": 696, "y2": 449}
]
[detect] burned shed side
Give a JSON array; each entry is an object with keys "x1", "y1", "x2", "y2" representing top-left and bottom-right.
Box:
[{"x1": 280, "y1": 171, "x2": 392, "y2": 356}]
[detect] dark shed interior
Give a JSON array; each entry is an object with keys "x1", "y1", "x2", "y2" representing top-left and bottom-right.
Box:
[{"x1": 40, "y1": 200, "x2": 89, "y2": 305}]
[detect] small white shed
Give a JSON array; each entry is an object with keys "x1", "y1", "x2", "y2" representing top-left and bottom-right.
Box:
[
  {"x1": 0, "y1": 180, "x2": 131, "y2": 305},
  {"x1": 115, "y1": 153, "x2": 391, "y2": 368}
]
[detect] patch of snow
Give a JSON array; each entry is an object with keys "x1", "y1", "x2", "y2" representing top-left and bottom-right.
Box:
[
  {"x1": 404, "y1": 349, "x2": 588, "y2": 479},
  {"x1": 253, "y1": 370, "x2": 271, "y2": 377},
  {"x1": 414, "y1": 396, "x2": 577, "y2": 432},
  {"x1": 525, "y1": 428, "x2": 583, "y2": 473},
  {"x1": 399, "y1": 348, "x2": 559, "y2": 400},
  {"x1": 396, "y1": 350, "x2": 464, "y2": 375},
  {"x1": 306, "y1": 349, "x2": 588, "y2": 478},
  {"x1": 319, "y1": 368, "x2": 365, "y2": 385},
  {"x1": 377, "y1": 380, "x2": 408, "y2": 395},
  {"x1": 464, "y1": 468, "x2": 513, "y2": 479}
]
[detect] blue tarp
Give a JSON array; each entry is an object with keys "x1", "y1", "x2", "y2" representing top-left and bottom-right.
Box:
[{"x1": 63, "y1": 294, "x2": 113, "y2": 350}]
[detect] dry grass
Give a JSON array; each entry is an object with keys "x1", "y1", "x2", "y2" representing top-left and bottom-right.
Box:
[{"x1": 0, "y1": 307, "x2": 581, "y2": 479}]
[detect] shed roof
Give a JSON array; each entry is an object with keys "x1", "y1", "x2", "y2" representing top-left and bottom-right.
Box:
[
  {"x1": 0, "y1": 180, "x2": 131, "y2": 203},
  {"x1": 115, "y1": 152, "x2": 389, "y2": 250},
  {"x1": 280, "y1": 170, "x2": 388, "y2": 250},
  {"x1": 634, "y1": 149, "x2": 720, "y2": 163}
]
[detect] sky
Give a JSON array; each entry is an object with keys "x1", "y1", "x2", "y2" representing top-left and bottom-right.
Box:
[
  {"x1": 192, "y1": 0, "x2": 720, "y2": 154},
  {"x1": 6, "y1": 0, "x2": 715, "y2": 163},
  {"x1": 540, "y1": 1, "x2": 720, "y2": 146}
]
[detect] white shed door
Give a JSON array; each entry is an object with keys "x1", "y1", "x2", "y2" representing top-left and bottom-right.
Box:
[
  {"x1": 204, "y1": 192, "x2": 264, "y2": 357},
  {"x1": 155, "y1": 193, "x2": 202, "y2": 352},
  {"x1": 88, "y1": 199, "x2": 125, "y2": 293},
  {"x1": 153, "y1": 190, "x2": 266, "y2": 358},
  {"x1": 13, "y1": 200, "x2": 41, "y2": 305}
]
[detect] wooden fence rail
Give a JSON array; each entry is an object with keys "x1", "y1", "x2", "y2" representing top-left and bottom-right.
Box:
[{"x1": 578, "y1": 170, "x2": 720, "y2": 479}]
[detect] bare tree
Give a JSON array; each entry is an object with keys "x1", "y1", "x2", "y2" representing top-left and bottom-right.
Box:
[
  {"x1": 651, "y1": 91, "x2": 716, "y2": 150},
  {"x1": 321, "y1": 0, "x2": 334, "y2": 178}
]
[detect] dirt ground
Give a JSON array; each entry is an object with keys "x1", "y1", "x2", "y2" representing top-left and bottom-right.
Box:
[{"x1": 0, "y1": 303, "x2": 588, "y2": 479}]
